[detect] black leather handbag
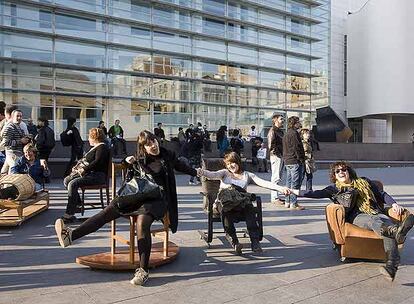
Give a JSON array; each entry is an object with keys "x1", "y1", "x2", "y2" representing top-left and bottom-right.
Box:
[
  {"x1": 333, "y1": 188, "x2": 357, "y2": 216},
  {"x1": 117, "y1": 162, "x2": 163, "y2": 205}
]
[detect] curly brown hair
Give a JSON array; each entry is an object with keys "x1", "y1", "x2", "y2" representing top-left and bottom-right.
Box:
[
  {"x1": 329, "y1": 161, "x2": 358, "y2": 183},
  {"x1": 287, "y1": 116, "x2": 300, "y2": 129},
  {"x1": 89, "y1": 127, "x2": 105, "y2": 143},
  {"x1": 223, "y1": 151, "x2": 243, "y2": 174}
]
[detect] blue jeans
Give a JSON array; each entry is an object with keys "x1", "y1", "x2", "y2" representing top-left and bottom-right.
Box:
[
  {"x1": 353, "y1": 213, "x2": 398, "y2": 255},
  {"x1": 285, "y1": 163, "x2": 303, "y2": 205}
]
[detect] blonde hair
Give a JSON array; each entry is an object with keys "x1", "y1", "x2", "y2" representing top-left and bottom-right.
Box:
[
  {"x1": 23, "y1": 143, "x2": 37, "y2": 154},
  {"x1": 89, "y1": 127, "x2": 105, "y2": 142}
]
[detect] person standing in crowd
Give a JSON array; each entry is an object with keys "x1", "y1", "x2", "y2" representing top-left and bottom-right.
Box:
[
  {"x1": 63, "y1": 117, "x2": 84, "y2": 177},
  {"x1": 248, "y1": 125, "x2": 258, "y2": 139},
  {"x1": 27, "y1": 118, "x2": 38, "y2": 138},
  {"x1": 108, "y1": 119, "x2": 127, "y2": 156},
  {"x1": 256, "y1": 142, "x2": 268, "y2": 173},
  {"x1": 290, "y1": 161, "x2": 414, "y2": 281},
  {"x1": 61, "y1": 128, "x2": 110, "y2": 223},
  {"x1": 300, "y1": 129, "x2": 316, "y2": 191},
  {"x1": 309, "y1": 130, "x2": 320, "y2": 152},
  {"x1": 177, "y1": 127, "x2": 186, "y2": 145},
  {"x1": 202, "y1": 124, "x2": 212, "y2": 152},
  {"x1": 216, "y1": 125, "x2": 230, "y2": 157},
  {"x1": 230, "y1": 129, "x2": 244, "y2": 156},
  {"x1": 154, "y1": 122, "x2": 166, "y2": 142},
  {"x1": 35, "y1": 117, "x2": 55, "y2": 161},
  {"x1": 185, "y1": 123, "x2": 194, "y2": 139},
  {"x1": 98, "y1": 120, "x2": 108, "y2": 137},
  {"x1": 55, "y1": 130, "x2": 197, "y2": 286},
  {"x1": 198, "y1": 152, "x2": 290, "y2": 254},
  {"x1": 187, "y1": 127, "x2": 203, "y2": 185},
  {"x1": 1, "y1": 110, "x2": 30, "y2": 174},
  {"x1": 283, "y1": 116, "x2": 305, "y2": 210},
  {"x1": 268, "y1": 114, "x2": 286, "y2": 205}
]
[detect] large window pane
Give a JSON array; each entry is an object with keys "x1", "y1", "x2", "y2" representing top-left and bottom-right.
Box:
[
  {"x1": 56, "y1": 13, "x2": 105, "y2": 40},
  {"x1": 55, "y1": 68, "x2": 106, "y2": 95},
  {"x1": 198, "y1": 0, "x2": 225, "y2": 16},
  {"x1": 286, "y1": 92, "x2": 311, "y2": 110},
  {"x1": 109, "y1": 0, "x2": 150, "y2": 23},
  {"x1": 228, "y1": 44, "x2": 257, "y2": 65},
  {"x1": 0, "y1": 3, "x2": 52, "y2": 33},
  {"x1": 107, "y1": 99, "x2": 151, "y2": 139},
  {"x1": 194, "y1": 104, "x2": 226, "y2": 132},
  {"x1": 109, "y1": 23, "x2": 151, "y2": 48},
  {"x1": 259, "y1": 10, "x2": 285, "y2": 30},
  {"x1": 228, "y1": 86, "x2": 258, "y2": 106},
  {"x1": 193, "y1": 38, "x2": 226, "y2": 60},
  {"x1": 108, "y1": 74, "x2": 151, "y2": 98},
  {"x1": 0, "y1": 61, "x2": 53, "y2": 91},
  {"x1": 153, "y1": 101, "x2": 192, "y2": 136},
  {"x1": 193, "y1": 61, "x2": 227, "y2": 81},
  {"x1": 55, "y1": 40, "x2": 105, "y2": 68},
  {"x1": 152, "y1": 79, "x2": 190, "y2": 101},
  {"x1": 286, "y1": 75, "x2": 310, "y2": 92},
  {"x1": 55, "y1": 95, "x2": 105, "y2": 138},
  {"x1": 259, "y1": 30, "x2": 285, "y2": 49},
  {"x1": 259, "y1": 51, "x2": 285, "y2": 69},
  {"x1": 287, "y1": 37, "x2": 311, "y2": 55},
  {"x1": 228, "y1": 107, "x2": 259, "y2": 136},
  {"x1": 0, "y1": 32, "x2": 52, "y2": 62},
  {"x1": 287, "y1": 56, "x2": 310, "y2": 73},
  {"x1": 259, "y1": 89, "x2": 285, "y2": 108},
  {"x1": 108, "y1": 48, "x2": 151, "y2": 72},
  {"x1": 55, "y1": 0, "x2": 105, "y2": 14},
  {"x1": 202, "y1": 17, "x2": 225, "y2": 37},
  {"x1": 260, "y1": 70, "x2": 285, "y2": 89},
  {"x1": 227, "y1": 65, "x2": 258, "y2": 85},
  {"x1": 193, "y1": 82, "x2": 226, "y2": 103},
  {"x1": 153, "y1": 31, "x2": 191, "y2": 54},
  {"x1": 153, "y1": 56, "x2": 192, "y2": 77}
]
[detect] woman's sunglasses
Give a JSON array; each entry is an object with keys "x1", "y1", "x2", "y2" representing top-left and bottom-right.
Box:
[{"x1": 335, "y1": 168, "x2": 348, "y2": 174}]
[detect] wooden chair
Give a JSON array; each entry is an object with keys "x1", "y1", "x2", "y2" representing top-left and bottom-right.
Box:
[
  {"x1": 79, "y1": 154, "x2": 112, "y2": 216},
  {"x1": 326, "y1": 180, "x2": 409, "y2": 262},
  {"x1": 198, "y1": 158, "x2": 263, "y2": 247},
  {"x1": 110, "y1": 162, "x2": 171, "y2": 264}
]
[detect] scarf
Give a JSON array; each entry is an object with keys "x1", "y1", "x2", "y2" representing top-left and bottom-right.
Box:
[{"x1": 335, "y1": 178, "x2": 378, "y2": 215}]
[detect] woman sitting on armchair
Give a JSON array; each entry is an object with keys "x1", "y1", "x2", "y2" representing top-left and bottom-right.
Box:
[
  {"x1": 290, "y1": 161, "x2": 414, "y2": 281},
  {"x1": 61, "y1": 128, "x2": 110, "y2": 223}
]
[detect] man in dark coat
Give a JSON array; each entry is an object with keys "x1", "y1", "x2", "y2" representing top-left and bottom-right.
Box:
[{"x1": 63, "y1": 117, "x2": 83, "y2": 177}]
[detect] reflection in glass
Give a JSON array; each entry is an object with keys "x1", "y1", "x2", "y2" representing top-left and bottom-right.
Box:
[
  {"x1": 0, "y1": 32, "x2": 52, "y2": 62},
  {"x1": 56, "y1": 68, "x2": 106, "y2": 95},
  {"x1": 152, "y1": 79, "x2": 190, "y2": 101},
  {"x1": 56, "y1": 13, "x2": 105, "y2": 40},
  {"x1": 55, "y1": 40, "x2": 105, "y2": 68}
]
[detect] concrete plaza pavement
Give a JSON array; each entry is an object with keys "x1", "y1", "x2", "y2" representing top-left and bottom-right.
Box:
[{"x1": 1, "y1": 167, "x2": 414, "y2": 304}]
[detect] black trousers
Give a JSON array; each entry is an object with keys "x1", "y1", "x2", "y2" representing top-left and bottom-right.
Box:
[
  {"x1": 64, "y1": 146, "x2": 83, "y2": 177},
  {"x1": 71, "y1": 198, "x2": 156, "y2": 271},
  {"x1": 221, "y1": 204, "x2": 259, "y2": 244}
]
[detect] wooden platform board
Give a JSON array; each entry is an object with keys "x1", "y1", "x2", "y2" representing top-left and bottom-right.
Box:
[
  {"x1": 76, "y1": 241, "x2": 179, "y2": 270},
  {"x1": 0, "y1": 199, "x2": 49, "y2": 227}
]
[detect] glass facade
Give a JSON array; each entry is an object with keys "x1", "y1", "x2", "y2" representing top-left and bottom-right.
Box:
[{"x1": 0, "y1": 0, "x2": 330, "y2": 139}]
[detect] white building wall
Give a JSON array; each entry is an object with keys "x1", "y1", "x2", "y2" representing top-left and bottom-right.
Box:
[{"x1": 347, "y1": 0, "x2": 414, "y2": 117}]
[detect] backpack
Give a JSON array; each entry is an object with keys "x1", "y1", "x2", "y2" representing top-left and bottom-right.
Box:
[{"x1": 60, "y1": 130, "x2": 73, "y2": 147}]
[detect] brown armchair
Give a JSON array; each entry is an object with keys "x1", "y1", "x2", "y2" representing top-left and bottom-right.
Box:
[{"x1": 325, "y1": 181, "x2": 409, "y2": 261}]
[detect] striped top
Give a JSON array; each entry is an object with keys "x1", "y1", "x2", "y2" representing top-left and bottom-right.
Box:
[{"x1": 2, "y1": 122, "x2": 26, "y2": 152}]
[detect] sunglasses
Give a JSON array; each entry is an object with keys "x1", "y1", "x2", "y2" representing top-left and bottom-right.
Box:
[{"x1": 335, "y1": 168, "x2": 348, "y2": 174}]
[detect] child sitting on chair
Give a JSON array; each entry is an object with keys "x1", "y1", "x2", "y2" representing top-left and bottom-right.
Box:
[{"x1": 197, "y1": 152, "x2": 289, "y2": 254}]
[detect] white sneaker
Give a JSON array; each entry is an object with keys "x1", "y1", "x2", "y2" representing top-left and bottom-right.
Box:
[
  {"x1": 130, "y1": 268, "x2": 149, "y2": 286},
  {"x1": 55, "y1": 218, "x2": 72, "y2": 248},
  {"x1": 284, "y1": 201, "x2": 290, "y2": 208}
]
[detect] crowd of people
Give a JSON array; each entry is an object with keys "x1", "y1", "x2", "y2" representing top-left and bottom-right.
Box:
[{"x1": 0, "y1": 103, "x2": 411, "y2": 287}]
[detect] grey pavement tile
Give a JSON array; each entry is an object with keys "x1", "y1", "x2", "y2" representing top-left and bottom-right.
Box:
[{"x1": 5, "y1": 288, "x2": 97, "y2": 304}]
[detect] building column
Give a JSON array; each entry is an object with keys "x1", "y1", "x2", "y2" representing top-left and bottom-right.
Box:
[{"x1": 386, "y1": 115, "x2": 393, "y2": 143}]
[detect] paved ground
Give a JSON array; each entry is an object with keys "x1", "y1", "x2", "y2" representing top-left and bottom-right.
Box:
[{"x1": 1, "y1": 167, "x2": 414, "y2": 304}]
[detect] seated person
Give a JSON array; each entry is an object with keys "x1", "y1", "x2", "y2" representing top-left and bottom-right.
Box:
[
  {"x1": 61, "y1": 128, "x2": 110, "y2": 223},
  {"x1": 0, "y1": 144, "x2": 50, "y2": 199},
  {"x1": 198, "y1": 152, "x2": 289, "y2": 254},
  {"x1": 290, "y1": 161, "x2": 414, "y2": 281}
]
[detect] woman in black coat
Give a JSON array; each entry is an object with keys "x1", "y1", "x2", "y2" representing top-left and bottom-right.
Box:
[{"x1": 55, "y1": 130, "x2": 197, "y2": 286}]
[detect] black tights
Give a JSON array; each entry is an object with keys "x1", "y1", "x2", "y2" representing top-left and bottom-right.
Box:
[{"x1": 71, "y1": 199, "x2": 155, "y2": 271}]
